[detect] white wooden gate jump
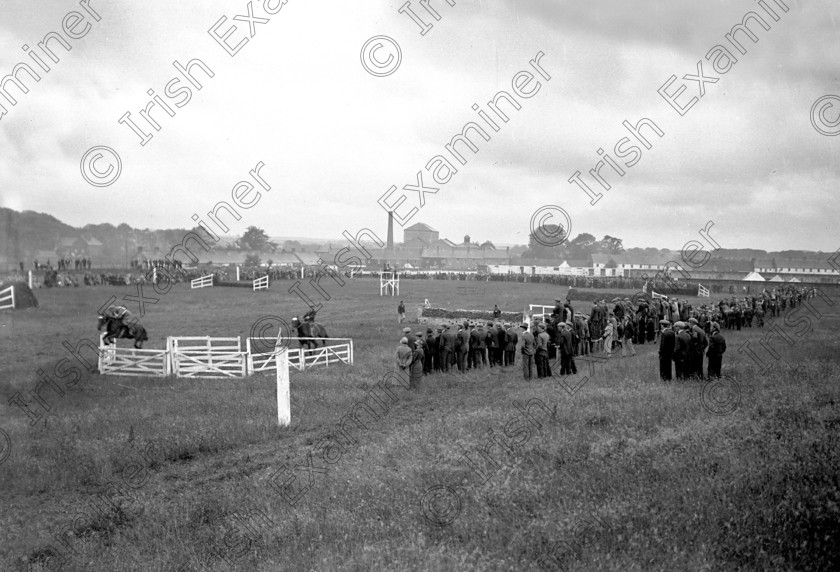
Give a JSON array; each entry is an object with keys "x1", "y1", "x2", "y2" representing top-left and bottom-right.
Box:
[
  {"x1": 698, "y1": 283, "x2": 710, "y2": 297},
  {"x1": 168, "y1": 336, "x2": 248, "y2": 378},
  {"x1": 0, "y1": 285, "x2": 14, "y2": 310},
  {"x1": 98, "y1": 334, "x2": 171, "y2": 377},
  {"x1": 191, "y1": 275, "x2": 213, "y2": 289},
  {"x1": 253, "y1": 275, "x2": 269, "y2": 291},
  {"x1": 247, "y1": 337, "x2": 354, "y2": 373}
]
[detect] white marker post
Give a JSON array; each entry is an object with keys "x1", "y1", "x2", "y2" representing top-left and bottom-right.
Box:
[
  {"x1": 236, "y1": 265, "x2": 240, "y2": 281},
  {"x1": 28, "y1": 270, "x2": 33, "y2": 289},
  {"x1": 275, "y1": 347, "x2": 290, "y2": 426}
]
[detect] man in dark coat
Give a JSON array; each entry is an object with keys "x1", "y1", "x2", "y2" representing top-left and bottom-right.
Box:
[
  {"x1": 494, "y1": 324, "x2": 506, "y2": 367},
  {"x1": 440, "y1": 325, "x2": 456, "y2": 372},
  {"x1": 692, "y1": 323, "x2": 708, "y2": 379},
  {"x1": 674, "y1": 322, "x2": 691, "y2": 380},
  {"x1": 559, "y1": 322, "x2": 577, "y2": 375},
  {"x1": 658, "y1": 320, "x2": 675, "y2": 381},
  {"x1": 486, "y1": 323, "x2": 499, "y2": 367},
  {"x1": 456, "y1": 323, "x2": 470, "y2": 373},
  {"x1": 424, "y1": 328, "x2": 436, "y2": 374},
  {"x1": 504, "y1": 323, "x2": 518, "y2": 367},
  {"x1": 476, "y1": 323, "x2": 488, "y2": 368},
  {"x1": 469, "y1": 323, "x2": 481, "y2": 369},
  {"x1": 706, "y1": 323, "x2": 726, "y2": 378}
]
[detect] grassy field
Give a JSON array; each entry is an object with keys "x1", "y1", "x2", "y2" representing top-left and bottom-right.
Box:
[{"x1": 1, "y1": 278, "x2": 838, "y2": 571}]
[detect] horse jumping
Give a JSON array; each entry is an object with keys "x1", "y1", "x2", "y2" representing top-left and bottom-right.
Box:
[
  {"x1": 291, "y1": 316, "x2": 329, "y2": 350},
  {"x1": 98, "y1": 315, "x2": 149, "y2": 348}
]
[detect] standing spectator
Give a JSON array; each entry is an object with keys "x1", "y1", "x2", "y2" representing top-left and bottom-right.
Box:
[
  {"x1": 492, "y1": 304, "x2": 501, "y2": 319},
  {"x1": 455, "y1": 323, "x2": 469, "y2": 373},
  {"x1": 622, "y1": 317, "x2": 636, "y2": 357},
  {"x1": 476, "y1": 323, "x2": 487, "y2": 368},
  {"x1": 706, "y1": 323, "x2": 726, "y2": 378},
  {"x1": 19, "y1": 261, "x2": 24, "y2": 272},
  {"x1": 519, "y1": 324, "x2": 535, "y2": 380},
  {"x1": 601, "y1": 318, "x2": 616, "y2": 359},
  {"x1": 440, "y1": 324, "x2": 456, "y2": 372},
  {"x1": 396, "y1": 337, "x2": 412, "y2": 372},
  {"x1": 487, "y1": 324, "x2": 499, "y2": 367},
  {"x1": 535, "y1": 323, "x2": 551, "y2": 378},
  {"x1": 424, "y1": 328, "x2": 436, "y2": 374},
  {"x1": 559, "y1": 322, "x2": 577, "y2": 375},
  {"x1": 397, "y1": 301, "x2": 406, "y2": 323},
  {"x1": 409, "y1": 337, "x2": 425, "y2": 389},
  {"x1": 674, "y1": 322, "x2": 691, "y2": 380},
  {"x1": 659, "y1": 320, "x2": 675, "y2": 381},
  {"x1": 692, "y1": 323, "x2": 708, "y2": 379},
  {"x1": 504, "y1": 323, "x2": 517, "y2": 367},
  {"x1": 402, "y1": 327, "x2": 416, "y2": 350},
  {"x1": 469, "y1": 323, "x2": 482, "y2": 370}
]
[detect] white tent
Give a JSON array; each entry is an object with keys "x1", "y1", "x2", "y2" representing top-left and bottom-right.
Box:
[
  {"x1": 769, "y1": 275, "x2": 784, "y2": 282},
  {"x1": 742, "y1": 271, "x2": 765, "y2": 282},
  {"x1": 788, "y1": 276, "x2": 801, "y2": 283}
]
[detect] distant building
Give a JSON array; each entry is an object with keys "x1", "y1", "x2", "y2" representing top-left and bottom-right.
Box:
[{"x1": 403, "y1": 223, "x2": 439, "y2": 245}]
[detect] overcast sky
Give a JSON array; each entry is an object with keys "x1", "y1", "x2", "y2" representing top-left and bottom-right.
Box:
[{"x1": 1, "y1": 0, "x2": 838, "y2": 252}]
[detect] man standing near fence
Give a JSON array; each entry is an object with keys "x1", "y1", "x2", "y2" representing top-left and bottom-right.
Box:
[
  {"x1": 397, "y1": 301, "x2": 406, "y2": 323},
  {"x1": 519, "y1": 323, "x2": 535, "y2": 380},
  {"x1": 659, "y1": 320, "x2": 675, "y2": 381}
]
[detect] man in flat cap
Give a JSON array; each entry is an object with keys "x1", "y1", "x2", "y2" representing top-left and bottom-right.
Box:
[
  {"x1": 439, "y1": 324, "x2": 456, "y2": 372},
  {"x1": 674, "y1": 322, "x2": 691, "y2": 381},
  {"x1": 535, "y1": 323, "x2": 551, "y2": 378},
  {"x1": 504, "y1": 322, "x2": 518, "y2": 367},
  {"x1": 559, "y1": 321, "x2": 577, "y2": 375},
  {"x1": 706, "y1": 322, "x2": 726, "y2": 378},
  {"x1": 424, "y1": 327, "x2": 436, "y2": 374}
]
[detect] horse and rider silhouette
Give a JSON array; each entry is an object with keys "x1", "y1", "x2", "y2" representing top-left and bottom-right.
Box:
[
  {"x1": 98, "y1": 306, "x2": 148, "y2": 349},
  {"x1": 291, "y1": 308, "x2": 329, "y2": 350}
]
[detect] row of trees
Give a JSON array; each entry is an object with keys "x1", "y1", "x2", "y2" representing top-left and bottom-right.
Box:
[{"x1": 523, "y1": 222, "x2": 625, "y2": 260}]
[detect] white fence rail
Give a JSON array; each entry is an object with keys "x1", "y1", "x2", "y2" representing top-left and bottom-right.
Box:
[
  {"x1": 191, "y1": 275, "x2": 214, "y2": 289},
  {"x1": 95, "y1": 335, "x2": 354, "y2": 379},
  {"x1": 698, "y1": 284, "x2": 710, "y2": 298},
  {"x1": 98, "y1": 334, "x2": 171, "y2": 377},
  {"x1": 0, "y1": 285, "x2": 14, "y2": 310},
  {"x1": 253, "y1": 275, "x2": 269, "y2": 291},
  {"x1": 168, "y1": 336, "x2": 248, "y2": 378},
  {"x1": 247, "y1": 337, "x2": 354, "y2": 373},
  {"x1": 528, "y1": 304, "x2": 555, "y2": 319}
]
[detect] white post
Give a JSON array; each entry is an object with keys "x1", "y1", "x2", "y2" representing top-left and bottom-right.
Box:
[
  {"x1": 276, "y1": 347, "x2": 290, "y2": 426},
  {"x1": 28, "y1": 270, "x2": 33, "y2": 289},
  {"x1": 152, "y1": 265, "x2": 157, "y2": 285},
  {"x1": 236, "y1": 266, "x2": 240, "y2": 281}
]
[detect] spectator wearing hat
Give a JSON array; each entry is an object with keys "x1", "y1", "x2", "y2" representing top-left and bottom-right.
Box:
[
  {"x1": 396, "y1": 337, "x2": 412, "y2": 372},
  {"x1": 486, "y1": 323, "x2": 499, "y2": 367},
  {"x1": 535, "y1": 323, "x2": 551, "y2": 378},
  {"x1": 621, "y1": 316, "x2": 636, "y2": 357},
  {"x1": 674, "y1": 322, "x2": 691, "y2": 380},
  {"x1": 559, "y1": 322, "x2": 577, "y2": 375},
  {"x1": 440, "y1": 324, "x2": 456, "y2": 372},
  {"x1": 409, "y1": 337, "x2": 425, "y2": 389},
  {"x1": 707, "y1": 322, "x2": 726, "y2": 378},
  {"x1": 504, "y1": 323, "x2": 518, "y2": 367},
  {"x1": 434, "y1": 327, "x2": 444, "y2": 371},
  {"x1": 398, "y1": 301, "x2": 406, "y2": 323},
  {"x1": 424, "y1": 328, "x2": 436, "y2": 374},
  {"x1": 456, "y1": 323, "x2": 470, "y2": 373},
  {"x1": 691, "y1": 324, "x2": 708, "y2": 379},
  {"x1": 659, "y1": 320, "x2": 675, "y2": 381},
  {"x1": 476, "y1": 323, "x2": 488, "y2": 368},
  {"x1": 493, "y1": 323, "x2": 506, "y2": 367},
  {"x1": 519, "y1": 323, "x2": 535, "y2": 380}
]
